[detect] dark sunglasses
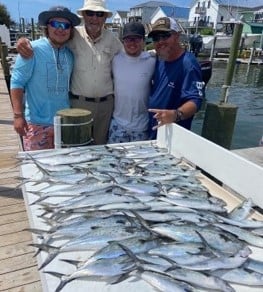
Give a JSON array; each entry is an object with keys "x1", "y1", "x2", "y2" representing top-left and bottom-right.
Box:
[
  {"x1": 123, "y1": 36, "x2": 143, "y2": 43},
  {"x1": 48, "y1": 20, "x2": 71, "y2": 30},
  {"x1": 152, "y1": 32, "x2": 172, "y2": 42},
  {"x1": 85, "y1": 10, "x2": 105, "y2": 17}
]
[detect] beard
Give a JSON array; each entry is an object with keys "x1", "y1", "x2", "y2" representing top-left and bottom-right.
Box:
[{"x1": 85, "y1": 23, "x2": 102, "y2": 36}]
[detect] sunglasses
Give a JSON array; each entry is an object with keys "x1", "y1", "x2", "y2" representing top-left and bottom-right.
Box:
[
  {"x1": 152, "y1": 32, "x2": 172, "y2": 42},
  {"x1": 123, "y1": 36, "x2": 143, "y2": 43},
  {"x1": 85, "y1": 10, "x2": 105, "y2": 17},
  {"x1": 48, "y1": 20, "x2": 71, "y2": 30}
]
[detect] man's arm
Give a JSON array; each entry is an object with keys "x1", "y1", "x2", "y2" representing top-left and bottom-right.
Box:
[
  {"x1": 11, "y1": 88, "x2": 28, "y2": 136},
  {"x1": 16, "y1": 37, "x2": 33, "y2": 58}
]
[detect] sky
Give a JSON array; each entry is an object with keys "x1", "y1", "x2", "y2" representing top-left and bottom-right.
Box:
[
  {"x1": 0, "y1": 0, "x2": 192, "y2": 23},
  {"x1": 2, "y1": 0, "x2": 262, "y2": 22}
]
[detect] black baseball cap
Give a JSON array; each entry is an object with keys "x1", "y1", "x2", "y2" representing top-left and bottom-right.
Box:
[{"x1": 122, "y1": 22, "x2": 145, "y2": 39}]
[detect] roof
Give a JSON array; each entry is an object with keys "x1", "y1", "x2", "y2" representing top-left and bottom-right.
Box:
[
  {"x1": 115, "y1": 11, "x2": 129, "y2": 18},
  {"x1": 216, "y1": 0, "x2": 263, "y2": 8},
  {"x1": 160, "y1": 6, "x2": 189, "y2": 19},
  {"x1": 132, "y1": 1, "x2": 175, "y2": 9}
]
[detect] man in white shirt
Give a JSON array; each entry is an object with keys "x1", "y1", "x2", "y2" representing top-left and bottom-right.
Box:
[{"x1": 108, "y1": 22, "x2": 156, "y2": 143}]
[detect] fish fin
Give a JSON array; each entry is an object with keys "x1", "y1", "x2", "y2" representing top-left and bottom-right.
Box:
[
  {"x1": 38, "y1": 249, "x2": 60, "y2": 270},
  {"x1": 109, "y1": 273, "x2": 131, "y2": 285},
  {"x1": 44, "y1": 271, "x2": 70, "y2": 292},
  {"x1": 125, "y1": 210, "x2": 160, "y2": 238},
  {"x1": 195, "y1": 230, "x2": 224, "y2": 257},
  {"x1": 29, "y1": 243, "x2": 58, "y2": 253},
  {"x1": 44, "y1": 270, "x2": 64, "y2": 278},
  {"x1": 117, "y1": 243, "x2": 151, "y2": 268},
  {"x1": 23, "y1": 227, "x2": 48, "y2": 235},
  {"x1": 59, "y1": 258, "x2": 81, "y2": 267},
  {"x1": 30, "y1": 195, "x2": 51, "y2": 205}
]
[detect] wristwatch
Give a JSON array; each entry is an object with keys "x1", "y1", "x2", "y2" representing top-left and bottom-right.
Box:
[{"x1": 175, "y1": 109, "x2": 184, "y2": 122}]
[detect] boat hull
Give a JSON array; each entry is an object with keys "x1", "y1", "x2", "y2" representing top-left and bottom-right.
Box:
[{"x1": 202, "y1": 34, "x2": 262, "y2": 50}]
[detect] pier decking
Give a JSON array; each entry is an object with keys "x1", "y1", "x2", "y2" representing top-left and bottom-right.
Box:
[{"x1": 0, "y1": 67, "x2": 41, "y2": 291}]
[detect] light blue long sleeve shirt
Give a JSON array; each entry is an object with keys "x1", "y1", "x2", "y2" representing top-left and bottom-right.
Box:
[{"x1": 11, "y1": 37, "x2": 73, "y2": 126}]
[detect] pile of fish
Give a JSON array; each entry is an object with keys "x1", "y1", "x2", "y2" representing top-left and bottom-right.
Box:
[{"x1": 18, "y1": 142, "x2": 263, "y2": 292}]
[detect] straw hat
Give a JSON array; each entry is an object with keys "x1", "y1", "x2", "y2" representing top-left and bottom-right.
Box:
[
  {"x1": 77, "y1": 0, "x2": 112, "y2": 18},
  {"x1": 38, "y1": 6, "x2": 81, "y2": 26}
]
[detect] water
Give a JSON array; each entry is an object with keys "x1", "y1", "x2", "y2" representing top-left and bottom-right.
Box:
[{"x1": 192, "y1": 61, "x2": 263, "y2": 149}]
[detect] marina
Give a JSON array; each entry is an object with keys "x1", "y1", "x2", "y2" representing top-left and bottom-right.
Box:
[{"x1": 192, "y1": 60, "x2": 263, "y2": 149}]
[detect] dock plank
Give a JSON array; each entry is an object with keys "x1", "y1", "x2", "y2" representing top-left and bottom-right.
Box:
[
  {"x1": 0, "y1": 267, "x2": 41, "y2": 291},
  {"x1": 0, "y1": 253, "x2": 38, "y2": 275},
  {"x1": 0, "y1": 211, "x2": 29, "y2": 225},
  {"x1": 0, "y1": 220, "x2": 29, "y2": 235},
  {"x1": 0, "y1": 65, "x2": 41, "y2": 291},
  {"x1": 0, "y1": 241, "x2": 35, "y2": 260},
  {"x1": 0, "y1": 231, "x2": 33, "y2": 247},
  {"x1": 0, "y1": 203, "x2": 28, "y2": 216}
]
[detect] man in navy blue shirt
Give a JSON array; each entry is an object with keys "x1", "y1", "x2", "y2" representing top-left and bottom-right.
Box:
[{"x1": 148, "y1": 17, "x2": 204, "y2": 139}]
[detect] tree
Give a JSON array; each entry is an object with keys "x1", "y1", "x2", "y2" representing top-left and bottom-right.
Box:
[{"x1": 0, "y1": 3, "x2": 12, "y2": 27}]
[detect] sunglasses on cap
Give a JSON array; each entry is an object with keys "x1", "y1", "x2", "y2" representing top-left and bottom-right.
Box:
[
  {"x1": 152, "y1": 32, "x2": 172, "y2": 42},
  {"x1": 48, "y1": 20, "x2": 71, "y2": 30},
  {"x1": 85, "y1": 10, "x2": 105, "y2": 17}
]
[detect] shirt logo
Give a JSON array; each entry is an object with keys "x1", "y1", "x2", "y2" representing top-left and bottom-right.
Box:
[
  {"x1": 196, "y1": 81, "x2": 204, "y2": 96},
  {"x1": 168, "y1": 81, "x2": 175, "y2": 88}
]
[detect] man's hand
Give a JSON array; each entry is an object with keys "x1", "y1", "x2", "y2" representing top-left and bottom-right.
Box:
[
  {"x1": 16, "y1": 37, "x2": 33, "y2": 58},
  {"x1": 14, "y1": 117, "x2": 28, "y2": 136},
  {"x1": 148, "y1": 109, "x2": 177, "y2": 130}
]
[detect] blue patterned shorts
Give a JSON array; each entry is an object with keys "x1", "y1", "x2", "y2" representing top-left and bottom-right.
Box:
[{"x1": 107, "y1": 118, "x2": 149, "y2": 144}]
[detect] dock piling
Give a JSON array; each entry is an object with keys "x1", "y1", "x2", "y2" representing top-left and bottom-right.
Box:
[{"x1": 201, "y1": 23, "x2": 243, "y2": 149}]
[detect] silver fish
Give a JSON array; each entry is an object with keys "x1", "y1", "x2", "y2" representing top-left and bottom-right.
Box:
[
  {"x1": 166, "y1": 267, "x2": 235, "y2": 292},
  {"x1": 211, "y1": 267, "x2": 263, "y2": 286},
  {"x1": 179, "y1": 246, "x2": 251, "y2": 271},
  {"x1": 46, "y1": 255, "x2": 135, "y2": 292},
  {"x1": 243, "y1": 258, "x2": 263, "y2": 274},
  {"x1": 214, "y1": 223, "x2": 263, "y2": 248},
  {"x1": 160, "y1": 196, "x2": 227, "y2": 213},
  {"x1": 140, "y1": 270, "x2": 195, "y2": 292},
  {"x1": 228, "y1": 198, "x2": 255, "y2": 220}
]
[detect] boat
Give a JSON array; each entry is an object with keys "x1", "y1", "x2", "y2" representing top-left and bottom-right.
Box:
[
  {"x1": 199, "y1": 59, "x2": 212, "y2": 87},
  {"x1": 202, "y1": 32, "x2": 262, "y2": 50},
  {"x1": 202, "y1": 20, "x2": 262, "y2": 51}
]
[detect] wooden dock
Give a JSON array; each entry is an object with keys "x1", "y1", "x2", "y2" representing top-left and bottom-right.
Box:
[{"x1": 0, "y1": 67, "x2": 41, "y2": 291}]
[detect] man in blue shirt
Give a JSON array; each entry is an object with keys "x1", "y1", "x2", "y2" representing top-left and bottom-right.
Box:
[{"x1": 148, "y1": 17, "x2": 204, "y2": 139}]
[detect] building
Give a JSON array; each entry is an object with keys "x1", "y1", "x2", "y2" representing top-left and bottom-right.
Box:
[
  {"x1": 241, "y1": 6, "x2": 263, "y2": 34},
  {"x1": 112, "y1": 10, "x2": 129, "y2": 26},
  {"x1": 188, "y1": 0, "x2": 262, "y2": 31},
  {"x1": 128, "y1": 1, "x2": 176, "y2": 24}
]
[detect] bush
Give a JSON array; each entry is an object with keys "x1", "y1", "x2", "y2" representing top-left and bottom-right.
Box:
[{"x1": 200, "y1": 27, "x2": 214, "y2": 35}]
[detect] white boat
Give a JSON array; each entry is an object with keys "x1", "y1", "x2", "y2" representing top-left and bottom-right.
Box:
[
  {"x1": 202, "y1": 32, "x2": 262, "y2": 50},
  {"x1": 202, "y1": 20, "x2": 262, "y2": 50}
]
